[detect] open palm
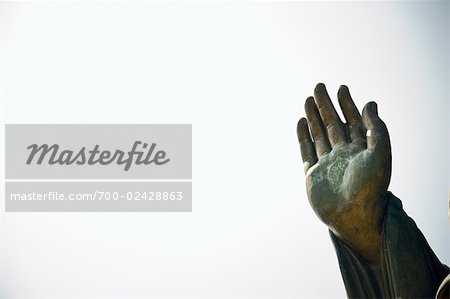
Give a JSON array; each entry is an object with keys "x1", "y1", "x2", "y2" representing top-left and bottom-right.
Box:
[{"x1": 297, "y1": 84, "x2": 391, "y2": 263}]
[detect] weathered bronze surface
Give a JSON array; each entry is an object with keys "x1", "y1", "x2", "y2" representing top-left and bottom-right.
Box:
[{"x1": 297, "y1": 84, "x2": 449, "y2": 298}]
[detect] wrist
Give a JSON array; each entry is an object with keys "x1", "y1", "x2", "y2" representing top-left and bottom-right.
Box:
[{"x1": 329, "y1": 192, "x2": 388, "y2": 264}]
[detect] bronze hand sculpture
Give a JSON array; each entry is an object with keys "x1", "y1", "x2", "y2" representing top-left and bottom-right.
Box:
[
  {"x1": 297, "y1": 83, "x2": 449, "y2": 298},
  {"x1": 297, "y1": 83, "x2": 391, "y2": 264}
]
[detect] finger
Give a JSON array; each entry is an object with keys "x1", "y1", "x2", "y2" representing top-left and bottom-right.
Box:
[
  {"x1": 305, "y1": 96, "x2": 331, "y2": 157},
  {"x1": 337, "y1": 85, "x2": 365, "y2": 144},
  {"x1": 361, "y1": 101, "x2": 390, "y2": 151},
  {"x1": 314, "y1": 83, "x2": 347, "y2": 146},
  {"x1": 297, "y1": 117, "x2": 318, "y2": 173}
]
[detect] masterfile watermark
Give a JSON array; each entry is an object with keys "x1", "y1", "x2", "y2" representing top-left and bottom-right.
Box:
[
  {"x1": 5, "y1": 124, "x2": 192, "y2": 212},
  {"x1": 6, "y1": 182, "x2": 192, "y2": 212},
  {"x1": 6, "y1": 124, "x2": 191, "y2": 179},
  {"x1": 26, "y1": 141, "x2": 170, "y2": 171}
]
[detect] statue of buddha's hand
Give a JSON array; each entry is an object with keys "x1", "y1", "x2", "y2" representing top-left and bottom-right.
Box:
[{"x1": 297, "y1": 83, "x2": 392, "y2": 264}]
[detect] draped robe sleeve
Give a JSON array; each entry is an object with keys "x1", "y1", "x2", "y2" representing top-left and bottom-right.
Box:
[{"x1": 330, "y1": 192, "x2": 449, "y2": 298}]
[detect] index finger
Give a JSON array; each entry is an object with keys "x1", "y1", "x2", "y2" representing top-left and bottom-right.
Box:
[{"x1": 337, "y1": 85, "x2": 365, "y2": 143}]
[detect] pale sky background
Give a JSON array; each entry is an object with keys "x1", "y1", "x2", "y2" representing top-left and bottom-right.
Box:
[{"x1": 0, "y1": 1, "x2": 449, "y2": 298}]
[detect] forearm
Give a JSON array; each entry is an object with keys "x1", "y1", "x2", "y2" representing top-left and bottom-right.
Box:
[
  {"x1": 328, "y1": 193, "x2": 387, "y2": 265},
  {"x1": 330, "y1": 192, "x2": 449, "y2": 298}
]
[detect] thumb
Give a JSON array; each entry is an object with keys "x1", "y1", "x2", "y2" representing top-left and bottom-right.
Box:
[{"x1": 362, "y1": 101, "x2": 390, "y2": 152}]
